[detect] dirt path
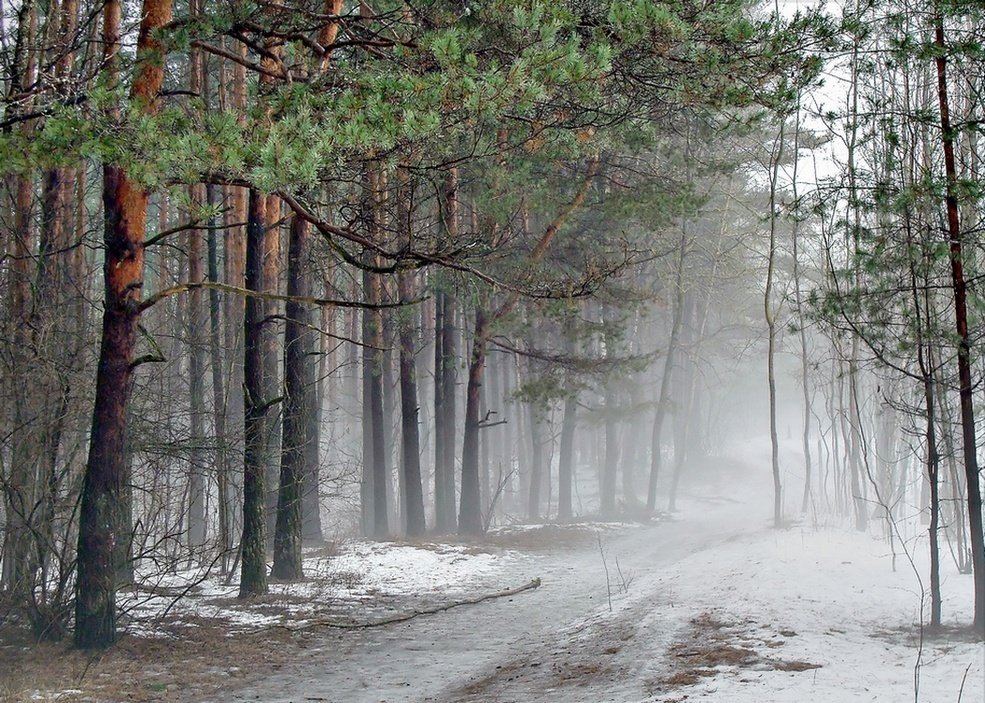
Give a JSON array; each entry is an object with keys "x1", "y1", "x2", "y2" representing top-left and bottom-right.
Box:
[{"x1": 215, "y1": 470, "x2": 767, "y2": 703}]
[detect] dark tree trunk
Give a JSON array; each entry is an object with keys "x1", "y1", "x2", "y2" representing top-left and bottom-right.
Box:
[
  {"x1": 433, "y1": 293, "x2": 446, "y2": 530},
  {"x1": 206, "y1": 184, "x2": 232, "y2": 568},
  {"x1": 435, "y1": 291, "x2": 458, "y2": 532},
  {"x1": 382, "y1": 312, "x2": 398, "y2": 528},
  {"x1": 361, "y1": 279, "x2": 376, "y2": 535},
  {"x1": 924, "y1": 371, "x2": 942, "y2": 628},
  {"x1": 433, "y1": 168, "x2": 459, "y2": 533},
  {"x1": 240, "y1": 189, "x2": 269, "y2": 598},
  {"x1": 667, "y1": 293, "x2": 695, "y2": 513},
  {"x1": 3, "y1": 0, "x2": 38, "y2": 595},
  {"x1": 75, "y1": 0, "x2": 173, "y2": 648},
  {"x1": 271, "y1": 214, "x2": 313, "y2": 580},
  {"x1": 364, "y1": 267, "x2": 390, "y2": 538},
  {"x1": 459, "y1": 311, "x2": 488, "y2": 535},
  {"x1": 395, "y1": 167, "x2": 425, "y2": 536},
  {"x1": 934, "y1": 16, "x2": 985, "y2": 634},
  {"x1": 398, "y1": 272, "x2": 426, "y2": 537},
  {"x1": 558, "y1": 395, "x2": 577, "y2": 522},
  {"x1": 527, "y1": 404, "x2": 547, "y2": 522},
  {"x1": 302, "y1": 274, "x2": 326, "y2": 544},
  {"x1": 601, "y1": 391, "x2": 619, "y2": 519}
]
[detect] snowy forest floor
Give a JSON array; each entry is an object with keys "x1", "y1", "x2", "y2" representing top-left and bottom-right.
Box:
[{"x1": 2, "y1": 447, "x2": 983, "y2": 703}]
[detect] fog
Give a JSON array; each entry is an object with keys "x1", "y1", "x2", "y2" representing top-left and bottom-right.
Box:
[{"x1": 2, "y1": 0, "x2": 984, "y2": 699}]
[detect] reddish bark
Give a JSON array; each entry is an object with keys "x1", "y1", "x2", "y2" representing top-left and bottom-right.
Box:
[{"x1": 75, "y1": 0, "x2": 173, "y2": 649}]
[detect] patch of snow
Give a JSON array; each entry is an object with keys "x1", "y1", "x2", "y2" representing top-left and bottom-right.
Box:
[
  {"x1": 120, "y1": 540, "x2": 528, "y2": 636},
  {"x1": 633, "y1": 523, "x2": 984, "y2": 703}
]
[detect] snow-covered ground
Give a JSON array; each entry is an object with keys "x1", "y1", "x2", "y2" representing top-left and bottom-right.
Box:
[
  {"x1": 8, "y1": 442, "x2": 983, "y2": 703},
  {"x1": 626, "y1": 517, "x2": 983, "y2": 703},
  {"x1": 120, "y1": 539, "x2": 531, "y2": 636}
]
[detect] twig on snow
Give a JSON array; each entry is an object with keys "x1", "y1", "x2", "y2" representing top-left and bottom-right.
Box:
[{"x1": 258, "y1": 578, "x2": 542, "y2": 633}]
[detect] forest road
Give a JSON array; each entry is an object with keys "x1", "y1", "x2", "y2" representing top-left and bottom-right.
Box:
[{"x1": 220, "y1": 460, "x2": 769, "y2": 703}]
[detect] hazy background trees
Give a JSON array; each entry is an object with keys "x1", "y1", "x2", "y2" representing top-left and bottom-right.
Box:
[{"x1": 0, "y1": 0, "x2": 981, "y2": 648}]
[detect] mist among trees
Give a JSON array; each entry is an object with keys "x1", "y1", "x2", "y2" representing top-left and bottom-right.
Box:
[{"x1": 0, "y1": 0, "x2": 981, "y2": 689}]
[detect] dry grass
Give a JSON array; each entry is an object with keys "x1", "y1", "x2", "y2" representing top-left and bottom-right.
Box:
[
  {"x1": 551, "y1": 660, "x2": 613, "y2": 685},
  {"x1": 1, "y1": 617, "x2": 302, "y2": 703},
  {"x1": 773, "y1": 659, "x2": 822, "y2": 672},
  {"x1": 650, "y1": 611, "x2": 821, "y2": 694}
]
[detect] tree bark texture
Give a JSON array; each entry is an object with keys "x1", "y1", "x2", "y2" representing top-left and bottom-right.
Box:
[
  {"x1": 240, "y1": 189, "x2": 269, "y2": 598},
  {"x1": 271, "y1": 213, "x2": 314, "y2": 580},
  {"x1": 75, "y1": 0, "x2": 173, "y2": 648},
  {"x1": 459, "y1": 310, "x2": 488, "y2": 535}
]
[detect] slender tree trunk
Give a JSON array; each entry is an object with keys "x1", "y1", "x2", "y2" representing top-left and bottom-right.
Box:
[
  {"x1": 240, "y1": 190, "x2": 269, "y2": 598},
  {"x1": 557, "y1": 396, "x2": 577, "y2": 522},
  {"x1": 667, "y1": 293, "x2": 696, "y2": 512},
  {"x1": 433, "y1": 293, "x2": 447, "y2": 530},
  {"x1": 934, "y1": 14, "x2": 984, "y2": 634},
  {"x1": 601, "y1": 390, "x2": 619, "y2": 519},
  {"x1": 459, "y1": 311, "x2": 488, "y2": 535},
  {"x1": 302, "y1": 270, "x2": 327, "y2": 544},
  {"x1": 398, "y1": 275, "x2": 426, "y2": 537},
  {"x1": 765, "y1": 120, "x2": 785, "y2": 528},
  {"x1": 364, "y1": 266, "x2": 389, "y2": 538},
  {"x1": 528, "y1": 402, "x2": 547, "y2": 522},
  {"x1": 33, "y1": 0, "x2": 83, "y2": 594},
  {"x1": 186, "y1": 184, "x2": 207, "y2": 554},
  {"x1": 206, "y1": 184, "x2": 231, "y2": 570},
  {"x1": 365, "y1": 163, "x2": 390, "y2": 539},
  {"x1": 558, "y1": 322, "x2": 578, "y2": 522},
  {"x1": 907, "y1": 218, "x2": 943, "y2": 626},
  {"x1": 361, "y1": 275, "x2": 376, "y2": 535},
  {"x1": 647, "y1": 234, "x2": 686, "y2": 512},
  {"x1": 184, "y1": 0, "x2": 207, "y2": 558},
  {"x1": 790, "y1": 102, "x2": 813, "y2": 515},
  {"x1": 396, "y1": 168, "x2": 425, "y2": 536},
  {"x1": 433, "y1": 168, "x2": 459, "y2": 533},
  {"x1": 76, "y1": 0, "x2": 173, "y2": 648}
]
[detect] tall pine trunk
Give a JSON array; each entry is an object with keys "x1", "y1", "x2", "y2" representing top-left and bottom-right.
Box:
[
  {"x1": 240, "y1": 190, "x2": 269, "y2": 598},
  {"x1": 75, "y1": 0, "x2": 173, "y2": 648},
  {"x1": 271, "y1": 213, "x2": 314, "y2": 580},
  {"x1": 2, "y1": 0, "x2": 38, "y2": 600},
  {"x1": 396, "y1": 168, "x2": 426, "y2": 536},
  {"x1": 433, "y1": 168, "x2": 459, "y2": 532},
  {"x1": 459, "y1": 311, "x2": 488, "y2": 535}
]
